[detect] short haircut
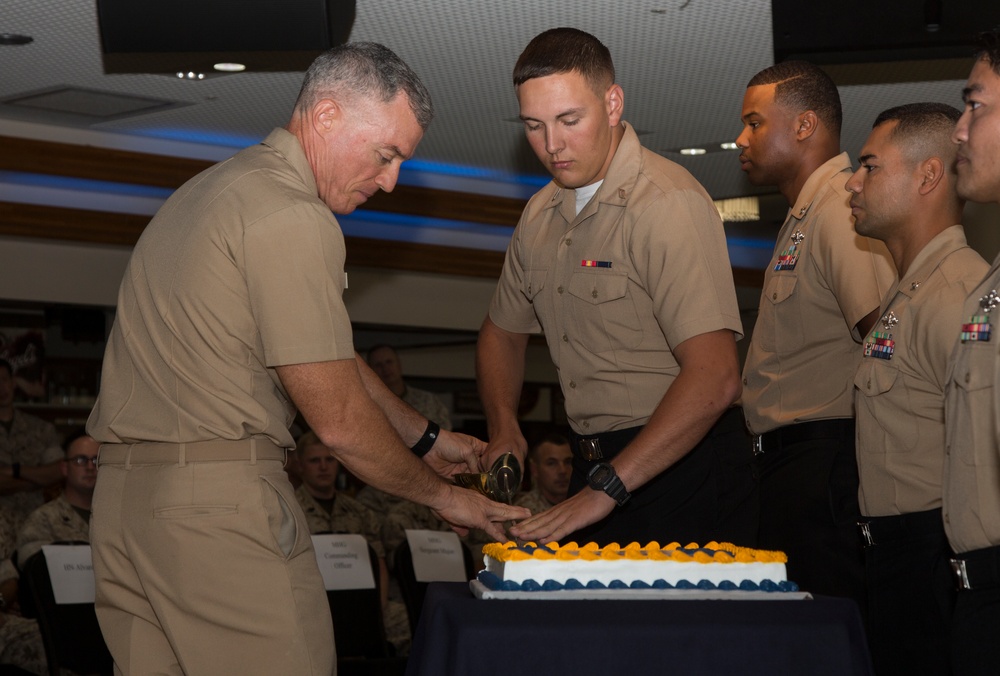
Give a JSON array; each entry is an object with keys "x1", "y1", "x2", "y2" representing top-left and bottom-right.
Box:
[
  {"x1": 975, "y1": 27, "x2": 1000, "y2": 75},
  {"x1": 513, "y1": 27, "x2": 615, "y2": 95},
  {"x1": 294, "y1": 42, "x2": 434, "y2": 130},
  {"x1": 747, "y1": 60, "x2": 842, "y2": 136},
  {"x1": 366, "y1": 344, "x2": 397, "y2": 364},
  {"x1": 0, "y1": 358, "x2": 11, "y2": 378},
  {"x1": 528, "y1": 433, "x2": 570, "y2": 461},
  {"x1": 62, "y1": 427, "x2": 92, "y2": 455},
  {"x1": 295, "y1": 430, "x2": 324, "y2": 458},
  {"x1": 873, "y1": 102, "x2": 961, "y2": 166}
]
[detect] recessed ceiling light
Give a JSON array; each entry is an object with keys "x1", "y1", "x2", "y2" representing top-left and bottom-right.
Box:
[
  {"x1": 680, "y1": 147, "x2": 707, "y2": 156},
  {"x1": 720, "y1": 142, "x2": 739, "y2": 151},
  {"x1": 214, "y1": 62, "x2": 246, "y2": 73},
  {"x1": 0, "y1": 33, "x2": 33, "y2": 46},
  {"x1": 176, "y1": 71, "x2": 206, "y2": 80}
]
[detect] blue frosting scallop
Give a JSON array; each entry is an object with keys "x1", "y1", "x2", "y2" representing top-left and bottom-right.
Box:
[
  {"x1": 630, "y1": 580, "x2": 651, "y2": 589},
  {"x1": 541, "y1": 580, "x2": 563, "y2": 591},
  {"x1": 675, "y1": 579, "x2": 697, "y2": 589},
  {"x1": 696, "y1": 580, "x2": 716, "y2": 590},
  {"x1": 585, "y1": 580, "x2": 607, "y2": 589},
  {"x1": 739, "y1": 580, "x2": 760, "y2": 591},
  {"x1": 608, "y1": 579, "x2": 629, "y2": 589},
  {"x1": 564, "y1": 578, "x2": 585, "y2": 590},
  {"x1": 651, "y1": 579, "x2": 672, "y2": 589}
]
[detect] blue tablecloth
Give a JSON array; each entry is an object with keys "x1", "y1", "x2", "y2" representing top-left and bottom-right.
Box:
[{"x1": 405, "y1": 582, "x2": 873, "y2": 676}]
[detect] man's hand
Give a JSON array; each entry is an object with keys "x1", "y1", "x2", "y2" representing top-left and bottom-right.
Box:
[
  {"x1": 432, "y1": 485, "x2": 531, "y2": 543},
  {"x1": 508, "y1": 488, "x2": 615, "y2": 545},
  {"x1": 481, "y1": 429, "x2": 528, "y2": 475},
  {"x1": 423, "y1": 430, "x2": 487, "y2": 477}
]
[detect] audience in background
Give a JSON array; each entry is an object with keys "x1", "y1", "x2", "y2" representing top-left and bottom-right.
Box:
[
  {"x1": 16, "y1": 429, "x2": 97, "y2": 567},
  {"x1": 293, "y1": 431, "x2": 411, "y2": 655},
  {"x1": 515, "y1": 434, "x2": 573, "y2": 515},
  {"x1": 0, "y1": 359, "x2": 65, "y2": 534}
]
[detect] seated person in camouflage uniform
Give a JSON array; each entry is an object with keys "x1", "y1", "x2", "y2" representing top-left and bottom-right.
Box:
[
  {"x1": 514, "y1": 433, "x2": 573, "y2": 515},
  {"x1": 292, "y1": 431, "x2": 411, "y2": 655},
  {"x1": 16, "y1": 429, "x2": 97, "y2": 567},
  {"x1": 0, "y1": 502, "x2": 45, "y2": 674}
]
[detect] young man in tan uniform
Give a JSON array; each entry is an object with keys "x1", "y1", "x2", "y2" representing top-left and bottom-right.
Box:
[
  {"x1": 86, "y1": 44, "x2": 527, "y2": 675},
  {"x1": 479, "y1": 28, "x2": 755, "y2": 548},
  {"x1": 847, "y1": 103, "x2": 986, "y2": 676},
  {"x1": 945, "y1": 28, "x2": 1000, "y2": 676},
  {"x1": 736, "y1": 61, "x2": 895, "y2": 605}
]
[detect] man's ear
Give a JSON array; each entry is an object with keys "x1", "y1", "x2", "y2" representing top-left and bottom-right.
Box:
[
  {"x1": 312, "y1": 98, "x2": 342, "y2": 136},
  {"x1": 795, "y1": 110, "x2": 819, "y2": 140},
  {"x1": 917, "y1": 156, "x2": 946, "y2": 196},
  {"x1": 606, "y1": 83, "x2": 624, "y2": 126}
]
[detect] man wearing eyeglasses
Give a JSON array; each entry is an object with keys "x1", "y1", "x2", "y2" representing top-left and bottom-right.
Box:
[{"x1": 15, "y1": 429, "x2": 98, "y2": 566}]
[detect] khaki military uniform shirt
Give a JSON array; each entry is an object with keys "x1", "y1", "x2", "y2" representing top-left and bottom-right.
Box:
[
  {"x1": 16, "y1": 493, "x2": 90, "y2": 566},
  {"x1": 88, "y1": 128, "x2": 355, "y2": 450},
  {"x1": 944, "y1": 250, "x2": 1000, "y2": 554},
  {"x1": 490, "y1": 123, "x2": 743, "y2": 435},
  {"x1": 0, "y1": 410, "x2": 63, "y2": 525},
  {"x1": 742, "y1": 153, "x2": 895, "y2": 435},
  {"x1": 294, "y1": 485, "x2": 385, "y2": 560},
  {"x1": 855, "y1": 226, "x2": 986, "y2": 517}
]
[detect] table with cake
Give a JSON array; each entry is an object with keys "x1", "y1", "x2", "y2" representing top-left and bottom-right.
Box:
[{"x1": 404, "y1": 540, "x2": 873, "y2": 676}]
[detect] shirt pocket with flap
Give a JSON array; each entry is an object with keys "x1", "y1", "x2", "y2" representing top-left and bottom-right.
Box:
[
  {"x1": 758, "y1": 274, "x2": 805, "y2": 353},
  {"x1": 950, "y1": 345, "x2": 999, "y2": 467},
  {"x1": 854, "y1": 359, "x2": 917, "y2": 452},
  {"x1": 567, "y1": 270, "x2": 642, "y2": 350}
]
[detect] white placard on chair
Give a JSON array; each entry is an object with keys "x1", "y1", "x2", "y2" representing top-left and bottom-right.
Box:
[
  {"x1": 405, "y1": 529, "x2": 467, "y2": 582},
  {"x1": 42, "y1": 544, "x2": 96, "y2": 604},
  {"x1": 311, "y1": 534, "x2": 376, "y2": 590}
]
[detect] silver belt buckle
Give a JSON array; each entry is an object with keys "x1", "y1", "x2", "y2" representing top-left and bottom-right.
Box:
[
  {"x1": 950, "y1": 558, "x2": 972, "y2": 590},
  {"x1": 579, "y1": 438, "x2": 603, "y2": 461},
  {"x1": 752, "y1": 435, "x2": 763, "y2": 456}
]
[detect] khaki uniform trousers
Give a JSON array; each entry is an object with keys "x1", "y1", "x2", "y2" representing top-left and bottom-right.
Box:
[{"x1": 92, "y1": 440, "x2": 335, "y2": 675}]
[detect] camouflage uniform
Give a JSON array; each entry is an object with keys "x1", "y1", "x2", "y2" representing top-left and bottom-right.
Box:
[
  {"x1": 0, "y1": 501, "x2": 46, "y2": 675},
  {"x1": 514, "y1": 487, "x2": 556, "y2": 516},
  {"x1": 16, "y1": 493, "x2": 90, "y2": 568},
  {"x1": 0, "y1": 410, "x2": 63, "y2": 529},
  {"x1": 294, "y1": 486, "x2": 411, "y2": 655},
  {"x1": 401, "y1": 387, "x2": 452, "y2": 432}
]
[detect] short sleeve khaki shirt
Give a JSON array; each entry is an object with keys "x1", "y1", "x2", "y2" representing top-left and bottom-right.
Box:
[
  {"x1": 88, "y1": 128, "x2": 355, "y2": 450},
  {"x1": 944, "y1": 251, "x2": 1000, "y2": 554},
  {"x1": 855, "y1": 226, "x2": 986, "y2": 517},
  {"x1": 489, "y1": 123, "x2": 743, "y2": 434},
  {"x1": 742, "y1": 153, "x2": 895, "y2": 434}
]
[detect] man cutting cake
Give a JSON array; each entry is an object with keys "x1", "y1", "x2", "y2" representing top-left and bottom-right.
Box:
[{"x1": 476, "y1": 27, "x2": 757, "y2": 547}]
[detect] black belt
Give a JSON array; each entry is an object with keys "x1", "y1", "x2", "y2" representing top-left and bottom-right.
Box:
[
  {"x1": 951, "y1": 544, "x2": 1000, "y2": 591},
  {"x1": 857, "y1": 508, "x2": 944, "y2": 547},
  {"x1": 753, "y1": 418, "x2": 854, "y2": 455},
  {"x1": 570, "y1": 425, "x2": 643, "y2": 462}
]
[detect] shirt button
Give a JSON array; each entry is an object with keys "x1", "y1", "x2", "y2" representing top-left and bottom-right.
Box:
[
  {"x1": 867, "y1": 380, "x2": 871, "y2": 389},
  {"x1": 562, "y1": 334, "x2": 568, "y2": 342},
  {"x1": 583, "y1": 420, "x2": 590, "y2": 428},
  {"x1": 965, "y1": 372, "x2": 971, "y2": 384},
  {"x1": 772, "y1": 292, "x2": 778, "y2": 300},
  {"x1": 742, "y1": 377, "x2": 748, "y2": 385},
  {"x1": 558, "y1": 286, "x2": 564, "y2": 294},
  {"x1": 569, "y1": 381, "x2": 576, "y2": 389},
  {"x1": 944, "y1": 514, "x2": 950, "y2": 523},
  {"x1": 565, "y1": 238, "x2": 572, "y2": 246},
  {"x1": 591, "y1": 290, "x2": 598, "y2": 298}
]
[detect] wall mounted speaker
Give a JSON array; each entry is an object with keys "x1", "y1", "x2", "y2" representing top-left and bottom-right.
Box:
[{"x1": 96, "y1": 0, "x2": 356, "y2": 74}]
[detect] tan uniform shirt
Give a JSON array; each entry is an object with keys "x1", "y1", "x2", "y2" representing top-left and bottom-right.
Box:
[
  {"x1": 855, "y1": 226, "x2": 986, "y2": 517},
  {"x1": 294, "y1": 485, "x2": 385, "y2": 560},
  {"x1": 742, "y1": 153, "x2": 895, "y2": 435},
  {"x1": 16, "y1": 493, "x2": 90, "y2": 566},
  {"x1": 489, "y1": 123, "x2": 743, "y2": 434},
  {"x1": 0, "y1": 410, "x2": 63, "y2": 525},
  {"x1": 88, "y1": 128, "x2": 355, "y2": 450},
  {"x1": 944, "y1": 250, "x2": 1000, "y2": 554}
]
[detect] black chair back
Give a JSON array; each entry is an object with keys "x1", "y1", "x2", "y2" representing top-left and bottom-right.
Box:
[
  {"x1": 20, "y1": 545, "x2": 113, "y2": 676},
  {"x1": 324, "y1": 542, "x2": 390, "y2": 660}
]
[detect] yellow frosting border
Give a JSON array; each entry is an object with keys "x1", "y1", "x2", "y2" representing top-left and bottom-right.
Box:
[{"x1": 482, "y1": 541, "x2": 788, "y2": 564}]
